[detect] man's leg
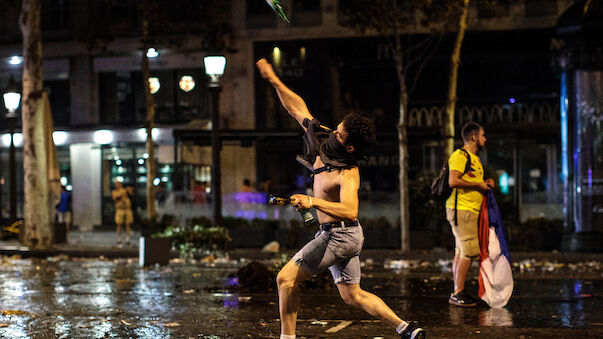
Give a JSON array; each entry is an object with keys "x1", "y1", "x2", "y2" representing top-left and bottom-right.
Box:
[
  {"x1": 116, "y1": 222, "x2": 123, "y2": 245},
  {"x1": 336, "y1": 283, "x2": 403, "y2": 327},
  {"x1": 277, "y1": 259, "x2": 310, "y2": 336},
  {"x1": 454, "y1": 255, "x2": 472, "y2": 294}
]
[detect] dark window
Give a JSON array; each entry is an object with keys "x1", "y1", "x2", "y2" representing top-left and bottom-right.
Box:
[
  {"x1": 525, "y1": 0, "x2": 558, "y2": 17},
  {"x1": 42, "y1": 0, "x2": 69, "y2": 31},
  {"x1": 99, "y1": 69, "x2": 207, "y2": 125},
  {"x1": 293, "y1": 0, "x2": 320, "y2": 11},
  {"x1": 246, "y1": 0, "x2": 276, "y2": 29},
  {"x1": 45, "y1": 80, "x2": 70, "y2": 127},
  {"x1": 477, "y1": 0, "x2": 510, "y2": 19},
  {"x1": 99, "y1": 72, "x2": 137, "y2": 125},
  {"x1": 292, "y1": 0, "x2": 322, "y2": 27}
]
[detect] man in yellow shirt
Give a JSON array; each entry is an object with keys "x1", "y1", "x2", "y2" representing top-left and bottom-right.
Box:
[{"x1": 447, "y1": 122, "x2": 494, "y2": 307}]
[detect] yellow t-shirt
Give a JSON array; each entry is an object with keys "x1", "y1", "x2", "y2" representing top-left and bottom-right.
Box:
[{"x1": 445, "y1": 149, "x2": 484, "y2": 214}]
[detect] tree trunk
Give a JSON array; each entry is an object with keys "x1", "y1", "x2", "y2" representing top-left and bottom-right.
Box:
[
  {"x1": 443, "y1": 0, "x2": 470, "y2": 161},
  {"x1": 20, "y1": 0, "x2": 52, "y2": 248},
  {"x1": 393, "y1": 34, "x2": 411, "y2": 252},
  {"x1": 44, "y1": 93, "x2": 61, "y2": 225},
  {"x1": 141, "y1": 18, "x2": 157, "y2": 221},
  {"x1": 398, "y1": 86, "x2": 410, "y2": 252}
]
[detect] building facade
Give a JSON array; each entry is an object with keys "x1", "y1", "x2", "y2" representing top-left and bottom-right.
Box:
[{"x1": 0, "y1": 0, "x2": 575, "y2": 233}]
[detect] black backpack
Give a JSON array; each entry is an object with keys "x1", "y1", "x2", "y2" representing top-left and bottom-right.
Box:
[{"x1": 431, "y1": 149, "x2": 471, "y2": 225}]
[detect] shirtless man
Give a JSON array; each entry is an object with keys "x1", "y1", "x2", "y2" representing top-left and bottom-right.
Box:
[{"x1": 256, "y1": 58, "x2": 425, "y2": 339}]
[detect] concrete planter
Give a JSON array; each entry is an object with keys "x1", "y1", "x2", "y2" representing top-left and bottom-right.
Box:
[{"x1": 139, "y1": 236, "x2": 172, "y2": 266}]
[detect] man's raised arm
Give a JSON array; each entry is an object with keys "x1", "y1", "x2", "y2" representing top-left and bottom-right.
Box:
[{"x1": 256, "y1": 58, "x2": 314, "y2": 130}]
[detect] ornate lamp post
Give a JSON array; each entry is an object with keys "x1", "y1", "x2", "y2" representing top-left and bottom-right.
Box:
[
  {"x1": 204, "y1": 56, "x2": 226, "y2": 226},
  {"x1": 3, "y1": 76, "x2": 21, "y2": 221}
]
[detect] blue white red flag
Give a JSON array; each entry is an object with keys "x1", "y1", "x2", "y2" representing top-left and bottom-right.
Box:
[{"x1": 478, "y1": 190, "x2": 514, "y2": 308}]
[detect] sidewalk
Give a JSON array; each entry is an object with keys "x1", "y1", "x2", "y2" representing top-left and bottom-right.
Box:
[
  {"x1": 0, "y1": 230, "x2": 140, "y2": 258},
  {"x1": 2, "y1": 230, "x2": 603, "y2": 264}
]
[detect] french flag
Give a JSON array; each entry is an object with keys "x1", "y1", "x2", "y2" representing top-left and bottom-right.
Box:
[{"x1": 478, "y1": 190, "x2": 514, "y2": 308}]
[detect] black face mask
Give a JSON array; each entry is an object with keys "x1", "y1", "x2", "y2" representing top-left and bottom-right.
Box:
[{"x1": 320, "y1": 132, "x2": 357, "y2": 167}]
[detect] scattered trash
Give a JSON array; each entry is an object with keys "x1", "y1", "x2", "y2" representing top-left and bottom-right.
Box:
[
  {"x1": 1, "y1": 310, "x2": 31, "y2": 316},
  {"x1": 121, "y1": 320, "x2": 132, "y2": 326},
  {"x1": 202, "y1": 255, "x2": 215, "y2": 263},
  {"x1": 162, "y1": 322, "x2": 180, "y2": 327},
  {"x1": 262, "y1": 241, "x2": 280, "y2": 253},
  {"x1": 325, "y1": 320, "x2": 352, "y2": 333},
  {"x1": 236, "y1": 261, "x2": 276, "y2": 292}
]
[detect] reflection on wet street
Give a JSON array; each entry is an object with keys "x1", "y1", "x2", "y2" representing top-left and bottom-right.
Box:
[{"x1": 0, "y1": 255, "x2": 602, "y2": 338}]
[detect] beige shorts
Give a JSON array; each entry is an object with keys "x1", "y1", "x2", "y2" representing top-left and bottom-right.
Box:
[
  {"x1": 57, "y1": 211, "x2": 71, "y2": 225},
  {"x1": 446, "y1": 208, "x2": 480, "y2": 259},
  {"x1": 115, "y1": 209, "x2": 133, "y2": 225}
]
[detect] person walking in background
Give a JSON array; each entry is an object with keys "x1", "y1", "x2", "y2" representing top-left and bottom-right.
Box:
[
  {"x1": 56, "y1": 186, "x2": 72, "y2": 232},
  {"x1": 112, "y1": 181, "x2": 133, "y2": 248},
  {"x1": 446, "y1": 122, "x2": 495, "y2": 307}
]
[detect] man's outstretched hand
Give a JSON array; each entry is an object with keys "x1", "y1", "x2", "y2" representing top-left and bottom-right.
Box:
[{"x1": 256, "y1": 58, "x2": 277, "y2": 81}]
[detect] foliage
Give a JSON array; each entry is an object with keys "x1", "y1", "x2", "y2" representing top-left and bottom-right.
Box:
[
  {"x1": 409, "y1": 171, "x2": 447, "y2": 232},
  {"x1": 141, "y1": 214, "x2": 175, "y2": 237},
  {"x1": 506, "y1": 217, "x2": 564, "y2": 251},
  {"x1": 153, "y1": 224, "x2": 231, "y2": 258}
]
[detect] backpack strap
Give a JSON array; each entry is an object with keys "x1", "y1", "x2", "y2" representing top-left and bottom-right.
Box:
[{"x1": 454, "y1": 149, "x2": 472, "y2": 226}]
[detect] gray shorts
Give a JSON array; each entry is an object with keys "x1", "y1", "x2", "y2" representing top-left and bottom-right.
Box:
[{"x1": 292, "y1": 223, "x2": 364, "y2": 284}]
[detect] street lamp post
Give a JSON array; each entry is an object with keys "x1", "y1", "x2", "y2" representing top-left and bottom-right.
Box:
[
  {"x1": 204, "y1": 56, "x2": 226, "y2": 227},
  {"x1": 3, "y1": 76, "x2": 21, "y2": 221}
]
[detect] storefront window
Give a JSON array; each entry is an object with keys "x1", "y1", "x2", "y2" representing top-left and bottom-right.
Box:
[{"x1": 101, "y1": 144, "x2": 173, "y2": 225}]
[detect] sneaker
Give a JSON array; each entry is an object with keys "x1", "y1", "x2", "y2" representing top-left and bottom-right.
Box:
[
  {"x1": 116, "y1": 241, "x2": 123, "y2": 248},
  {"x1": 400, "y1": 323, "x2": 425, "y2": 339},
  {"x1": 448, "y1": 291, "x2": 477, "y2": 307}
]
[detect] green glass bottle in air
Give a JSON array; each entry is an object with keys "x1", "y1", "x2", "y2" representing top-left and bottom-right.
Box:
[
  {"x1": 265, "y1": 0, "x2": 290, "y2": 23},
  {"x1": 269, "y1": 195, "x2": 319, "y2": 228}
]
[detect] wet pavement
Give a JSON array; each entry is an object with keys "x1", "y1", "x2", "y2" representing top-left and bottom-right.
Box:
[{"x1": 0, "y1": 254, "x2": 602, "y2": 338}]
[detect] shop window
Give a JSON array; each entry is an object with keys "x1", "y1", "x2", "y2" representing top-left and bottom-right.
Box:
[{"x1": 101, "y1": 145, "x2": 172, "y2": 225}]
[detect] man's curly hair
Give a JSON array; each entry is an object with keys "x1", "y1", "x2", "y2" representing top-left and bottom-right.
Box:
[{"x1": 342, "y1": 113, "x2": 376, "y2": 153}]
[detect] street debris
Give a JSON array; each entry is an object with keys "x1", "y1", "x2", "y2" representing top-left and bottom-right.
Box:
[
  {"x1": 236, "y1": 261, "x2": 276, "y2": 292},
  {"x1": 262, "y1": 241, "x2": 280, "y2": 253},
  {"x1": 1, "y1": 310, "x2": 32, "y2": 316},
  {"x1": 325, "y1": 320, "x2": 353, "y2": 333}
]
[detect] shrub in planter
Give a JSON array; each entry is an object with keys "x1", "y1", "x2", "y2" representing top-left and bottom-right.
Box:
[{"x1": 154, "y1": 225, "x2": 231, "y2": 259}]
